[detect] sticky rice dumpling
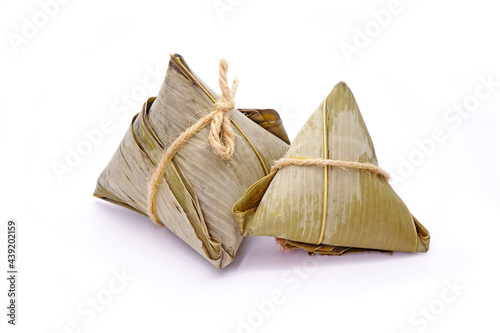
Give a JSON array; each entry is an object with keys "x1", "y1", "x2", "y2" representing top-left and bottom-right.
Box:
[
  {"x1": 94, "y1": 54, "x2": 289, "y2": 268},
  {"x1": 233, "y1": 82, "x2": 430, "y2": 255}
]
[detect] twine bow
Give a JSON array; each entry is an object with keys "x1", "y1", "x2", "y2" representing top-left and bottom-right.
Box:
[
  {"x1": 147, "y1": 59, "x2": 239, "y2": 226},
  {"x1": 208, "y1": 59, "x2": 238, "y2": 159}
]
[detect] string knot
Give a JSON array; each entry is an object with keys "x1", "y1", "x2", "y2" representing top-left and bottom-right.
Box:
[
  {"x1": 147, "y1": 58, "x2": 239, "y2": 226},
  {"x1": 209, "y1": 59, "x2": 239, "y2": 160}
]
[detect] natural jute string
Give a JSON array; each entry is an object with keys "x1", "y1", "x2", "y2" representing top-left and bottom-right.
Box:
[
  {"x1": 272, "y1": 97, "x2": 390, "y2": 245},
  {"x1": 147, "y1": 59, "x2": 239, "y2": 226},
  {"x1": 271, "y1": 156, "x2": 390, "y2": 245},
  {"x1": 271, "y1": 157, "x2": 391, "y2": 181}
]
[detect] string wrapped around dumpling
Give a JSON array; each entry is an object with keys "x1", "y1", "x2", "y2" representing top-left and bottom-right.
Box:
[
  {"x1": 233, "y1": 82, "x2": 430, "y2": 255},
  {"x1": 94, "y1": 54, "x2": 289, "y2": 268}
]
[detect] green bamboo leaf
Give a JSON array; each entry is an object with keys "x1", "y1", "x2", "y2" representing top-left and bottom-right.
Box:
[
  {"x1": 94, "y1": 54, "x2": 289, "y2": 268},
  {"x1": 234, "y1": 82, "x2": 430, "y2": 255}
]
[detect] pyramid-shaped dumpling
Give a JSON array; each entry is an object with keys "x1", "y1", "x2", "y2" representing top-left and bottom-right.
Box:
[
  {"x1": 94, "y1": 54, "x2": 289, "y2": 268},
  {"x1": 234, "y1": 82, "x2": 430, "y2": 255}
]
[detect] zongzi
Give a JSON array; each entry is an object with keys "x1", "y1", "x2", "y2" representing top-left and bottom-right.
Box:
[
  {"x1": 233, "y1": 82, "x2": 430, "y2": 255},
  {"x1": 94, "y1": 54, "x2": 289, "y2": 268}
]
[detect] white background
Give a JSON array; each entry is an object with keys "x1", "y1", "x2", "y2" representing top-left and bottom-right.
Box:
[{"x1": 1, "y1": 0, "x2": 499, "y2": 332}]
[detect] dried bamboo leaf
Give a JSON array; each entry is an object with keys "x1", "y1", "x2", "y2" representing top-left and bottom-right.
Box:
[
  {"x1": 94, "y1": 54, "x2": 289, "y2": 268},
  {"x1": 234, "y1": 82, "x2": 430, "y2": 255},
  {"x1": 239, "y1": 109, "x2": 290, "y2": 144}
]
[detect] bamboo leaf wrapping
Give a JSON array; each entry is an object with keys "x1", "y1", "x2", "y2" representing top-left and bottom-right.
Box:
[
  {"x1": 234, "y1": 82, "x2": 430, "y2": 255},
  {"x1": 94, "y1": 54, "x2": 289, "y2": 268}
]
